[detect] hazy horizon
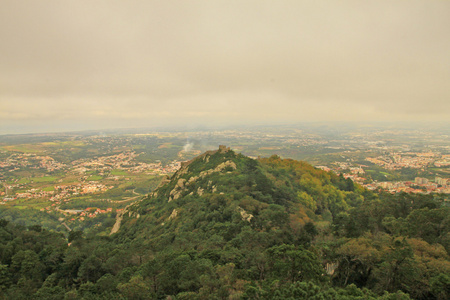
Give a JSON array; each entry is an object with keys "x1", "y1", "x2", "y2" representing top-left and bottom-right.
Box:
[
  {"x1": 2, "y1": 1, "x2": 450, "y2": 135},
  {"x1": 2, "y1": 120, "x2": 450, "y2": 138}
]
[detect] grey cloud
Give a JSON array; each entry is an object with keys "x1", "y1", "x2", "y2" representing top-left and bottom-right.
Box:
[{"x1": 1, "y1": 1, "x2": 449, "y2": 134}]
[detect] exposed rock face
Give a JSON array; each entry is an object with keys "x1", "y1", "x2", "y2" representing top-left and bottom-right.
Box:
[
  {"x1": 174, "y1": 163, "x2": 190, "y2": 180},
  {"x1": 176, "y1": 178, "x2": 186, "y2": 188},
  {"x1": 165, "y1": 146, "x2": 236, "y2": 202},
  {"x1": 169, "y1": 209, "x2": 178, "y2": 220},
  {"x1": 169, "y1": 178, "x2": 186, "y2": 201},
  {"x1": 198, "y1": 160, "x2": 237, "y2": 179},
  {"x1": 110, "y1": 201, "x2": 142, "y2": 235},
  {"x1": 110, "y1": 210, "x2": 124, "y2": 235},
  {"x1": 188, "y1": 176, "x2": 199, "y2": 184},
  {"x1": 167, "y1": 160, "x2": 235, "y2": 202},
  {"x1": 156, "y1": 175, "x2": 171, "y2": 189},
  {"x1": 238, "y1": 207, "x2": 254, "y2": 222},
  {"x1": 173, "y1": 145, "x2": 231, "y2": 180},
  {"x1": 112, "y1": 146, "x2": 239, "y2": 234},
  {"x1": 326, "y1": 262, "x2": 339, "y2": 275},
  {"x1": 128, "y1": 211, "x2": 140, "y2": 218}
]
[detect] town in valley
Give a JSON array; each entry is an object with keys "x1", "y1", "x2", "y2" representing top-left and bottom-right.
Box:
[{"x1": 1, "y1": 123, "x2": 449, "y2": 233}]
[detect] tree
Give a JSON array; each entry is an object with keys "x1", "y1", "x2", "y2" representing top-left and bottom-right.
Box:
[
  {"x1": 372, "y1": 238, "x2": 420, "y2": 295},
  {"x1": 266, "y1": 244, "x2": 323, "y2": 283},
  {"x1": 117, "y1": 275, "x2": 152, "y2": 300},
  {"x1": 78, "y1": 255, "x2": 105, "y2": 283},
  {"x1": 68, "y1": 230, "x2": 83, "y2": 243},
  {"x1": 335, "y1": 234, "x2": 381, "y2": 287},
  {"x1": 10, "y1": 250, "x2": 44, "y2": 283},
  {"x1": 430, "y1": 273, "x2": 450, "y2": 300}
]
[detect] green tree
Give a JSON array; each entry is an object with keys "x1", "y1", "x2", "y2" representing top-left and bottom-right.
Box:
[
  {"x1": 117, "y1": 275, "x2": 152, "y2": 300},
  {"x1": 266, "y1": 244, "x2": 323, "y2": 283},
  {"x1": 430, "y1": 273, "x2": 450, "y2": 300},
  {"x1": 373, "y1": 238, "x2": 420, "y2": 295}
]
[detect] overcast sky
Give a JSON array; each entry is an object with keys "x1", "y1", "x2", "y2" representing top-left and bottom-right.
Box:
[{"x1": 1, "y1": 0, "x2": 449, "y2": 134}]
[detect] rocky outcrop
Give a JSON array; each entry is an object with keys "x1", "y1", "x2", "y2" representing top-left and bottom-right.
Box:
[
  {"x1": 110, "y1": 210, "x2": 124, "y2": 235},
  {"x1": 197, "y1": 160, "x2": 237, "y2": 179},
  {"x1": 110, "y1": 202, "x2": 141, "y2": 235},
  {"x1": 188, "y1": 176, "x2": 199, "y2": 184},
  {"x1": 325, "y1": 262, "x2": 339, "y2": 275},
  {"x1": 156, "y1": 175, "x2": 171, "y2": 189},
  {"x1": 169, "y1": 209, "x2": 178, "y2": 220},
  {"x1": 238, "y1": 207, "x2": 254, "y2": 222},
  {"x1": 128, "y1": 211, "x2": 140, "y2": 218},
  {"x1": 173, "y1": 145, "x2": 231, "y2": 180},
  {"x1": 112, "y1": 146, "x2": 238, "y2": 233},
  {"x1": 168, "y1": 178, "x2": 186, "y2": 202},
  {"x1": 167, "y1": 149, "x2": 237, "y2": 201},
  {"x1": 174, "y1": 163, "x2": 190, "y2": 180}
]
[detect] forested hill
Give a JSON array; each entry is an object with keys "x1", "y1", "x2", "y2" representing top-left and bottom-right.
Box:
[
  {"x1": 116, "y1": 145, "x2": 366, "y2": 245},
  {"x1": 1, "y1": 146, "x2": 449, "y2": 299}
]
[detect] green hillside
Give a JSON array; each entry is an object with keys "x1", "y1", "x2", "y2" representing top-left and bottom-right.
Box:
[
  {"x1": 117, "y1": 145, "x2": 365, "y2": 251},
  {"x1": 0, "y1": 146, "x2": 449, "y2": 299}
]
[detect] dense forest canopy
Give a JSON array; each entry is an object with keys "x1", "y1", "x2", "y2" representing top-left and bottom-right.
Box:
[{"x1": 1, "y1": 147, "x2": 449, "y2": 299}]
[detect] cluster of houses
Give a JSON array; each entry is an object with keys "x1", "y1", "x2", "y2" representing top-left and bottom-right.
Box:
[
  {"x1": 365, "y1": 177, "x2": 450, "y2": 194},
  {"x1": 74, "y1": 207, "x2": 115, "y2": 220},
  {"x1": 366, "y1": 151, "x2": 447, "y2": 171},
  {"x1": 0, "y1": 153, "x2": 66, "y2": 172}
]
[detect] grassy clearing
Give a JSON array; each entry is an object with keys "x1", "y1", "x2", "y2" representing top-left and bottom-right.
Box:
[
  {"x1": 158, "y1": 143, "x2": 177, "y2": 149},
  {"x1": 111, "y1": 169, "x2": 128, "y2": 176},
  {"x1": 43, "y1": 141, "x2": 86, "y2": 147},
  {"x1": 60, "y1": 177, "x2": 80, "y2": 185},
  {"x1": 18, "y1": 178, "x2": 31, "y2": 184},
  {"x1": 430, "y1": 167, "x2": 450, "y2": 175},
  {"x1": 87, "y1": 175, "x2": 103, "y2": 181},
  {"x1": 20, "y1": 198, "x2": 52, "y2": 209},
  {"x1": 32, "y1": 176, "x2": 57, "y2": 183},
  {"x1": 3, "y1": 144, "x2": 45, "y2": 154}
]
